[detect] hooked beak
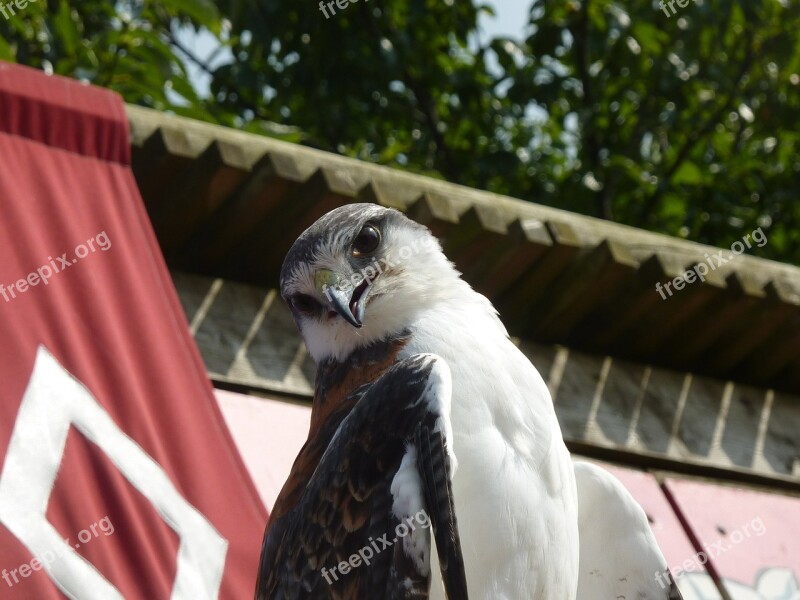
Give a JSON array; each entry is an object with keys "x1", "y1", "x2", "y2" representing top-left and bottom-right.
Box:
[{"x1": 315, "y1": 269, "x2": 374, "y2": 329}]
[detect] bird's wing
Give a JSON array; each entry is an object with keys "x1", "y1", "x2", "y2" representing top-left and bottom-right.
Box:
[
  {"x1": 255, "y1": 354, "x2": 468, "y2": 600},
  {"x1": 574, "y1": 460, "x2": 684, "y2": 600}
]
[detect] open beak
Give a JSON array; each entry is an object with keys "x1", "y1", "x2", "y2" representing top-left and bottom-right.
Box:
[{"x1": 315, "y1": 269, "x2": 374, "y2": 329}]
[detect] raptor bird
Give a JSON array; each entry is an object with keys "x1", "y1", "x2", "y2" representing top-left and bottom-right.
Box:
[{"x1": 258, "y1": 203, "x2": 683, "y2": 600}]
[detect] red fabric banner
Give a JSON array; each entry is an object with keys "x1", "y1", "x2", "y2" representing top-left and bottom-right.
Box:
[{"x1": 0, "y1": 62, "x2": 266, "y2": 599}]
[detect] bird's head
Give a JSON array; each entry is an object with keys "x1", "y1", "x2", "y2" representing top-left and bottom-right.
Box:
[{"x1": 280, "y1": 204, "x2": 460, "y2": 362}]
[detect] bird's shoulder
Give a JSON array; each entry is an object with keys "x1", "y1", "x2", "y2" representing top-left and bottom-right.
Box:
[
  {"x1": 257, "y1": 354, "x2": 467, "y2": 600},
  {"x1": 270, "y1": 332, "x2": 412, "y2": 522}
]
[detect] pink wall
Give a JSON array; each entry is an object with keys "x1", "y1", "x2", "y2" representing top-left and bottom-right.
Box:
[
  {"x1": 666, "y1": 478, "x2": 800, "y2": 599},
  {"x1": 215, "y1": 389, "x2": 311, "y2": 511}
]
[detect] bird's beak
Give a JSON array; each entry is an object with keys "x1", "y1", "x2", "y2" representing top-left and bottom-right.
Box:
[{"x1": 315, "y1": 269, "x2": 373, "y2": 329}]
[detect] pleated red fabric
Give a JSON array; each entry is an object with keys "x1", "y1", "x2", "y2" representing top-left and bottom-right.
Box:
[{"x1": 0, "y1": 62, "x2": 267, "y2": 599}]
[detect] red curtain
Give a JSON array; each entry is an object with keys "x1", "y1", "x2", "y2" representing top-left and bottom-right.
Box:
[{"x1": 0, "y1": 62, "x2": 266, "y2": 599}]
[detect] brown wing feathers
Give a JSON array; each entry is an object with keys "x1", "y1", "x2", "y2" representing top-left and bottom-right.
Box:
[
  {"x1": 415, "y1": 424, "x2": 468, "y2": 599},
  {"x1": 256, "y1": 354, "x2": 468, "y2": 600}
]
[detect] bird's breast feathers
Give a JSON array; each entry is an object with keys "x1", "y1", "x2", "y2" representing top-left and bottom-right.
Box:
[{"x1": 399, "y1": 305, "x2": 580, "y2": 599}]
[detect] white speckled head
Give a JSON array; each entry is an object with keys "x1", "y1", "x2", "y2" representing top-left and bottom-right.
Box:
[{"x1": 280, "y1": 204, "x2": 463, "y2": 362}]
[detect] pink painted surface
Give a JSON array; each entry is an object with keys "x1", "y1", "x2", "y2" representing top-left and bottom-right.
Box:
[
  {"x1": 665, "y1": 478, "x2": 800, "y2": 599},
  {"x1": 214, "y1": 389, "x2": 311, "y2": 512}
]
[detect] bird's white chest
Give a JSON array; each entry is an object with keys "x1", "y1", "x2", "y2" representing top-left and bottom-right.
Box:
[{"x1": 400, "y1": 315, "x2": 580, "y2": 599}]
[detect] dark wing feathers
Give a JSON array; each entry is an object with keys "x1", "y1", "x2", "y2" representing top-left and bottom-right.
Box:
[
  {"x1": 255, "y1": 354, "x2": 468, "y2": 600},
  {"x1": 415, "y1": 424, "x2": 468, "y2": 599}
]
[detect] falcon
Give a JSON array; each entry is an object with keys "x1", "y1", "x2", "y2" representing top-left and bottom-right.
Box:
[{"x1": 258, "y1": 203, "x2": 682, "y2": 599}]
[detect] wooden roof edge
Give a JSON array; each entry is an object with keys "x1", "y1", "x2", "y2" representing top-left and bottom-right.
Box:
[{"x1": 127, "y1": 105, "x2": 800, "y2": 301}]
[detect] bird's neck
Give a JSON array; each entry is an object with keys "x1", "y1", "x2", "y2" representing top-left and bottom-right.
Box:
[
  {"x1": 312, "y1": 330, "x2": 412, "y2": 429},
  {"x1": 270, "y1": 332, "x2": 412, "y2": 524}
]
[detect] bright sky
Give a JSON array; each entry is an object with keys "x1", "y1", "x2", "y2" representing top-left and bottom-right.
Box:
[{"x1": 478, "y1": 0, "x2": 530, "y2": 42}]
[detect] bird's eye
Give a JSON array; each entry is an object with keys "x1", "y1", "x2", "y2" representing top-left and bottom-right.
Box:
[
  {"x1": 289, "y1": 294, "x2": 321, "y2": 315},
  {"x1": 352, "y1": 224, "x2": 381, "y2": 256}
]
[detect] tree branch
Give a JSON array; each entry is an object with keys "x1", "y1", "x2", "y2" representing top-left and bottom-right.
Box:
[
  {"x1": 571, "y1": 0, "x2": 613, "y2": 220},
  {"x1": 360, "y1": 7, "x2": 460, "y2": 182},
  {"x1": 637, "y1": 28, "x2": 755, "y2": 224}
]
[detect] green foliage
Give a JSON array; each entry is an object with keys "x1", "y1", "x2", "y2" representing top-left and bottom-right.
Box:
[
  {"x1": 0, "y1": 0, "x2": 222, "y2": 119},
  {"x1": 523, "y1": 0, "x2": 800, "y2": 261},
  {"x1": 1, "y1": 0, "x2": 798, "y2": 263}
]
